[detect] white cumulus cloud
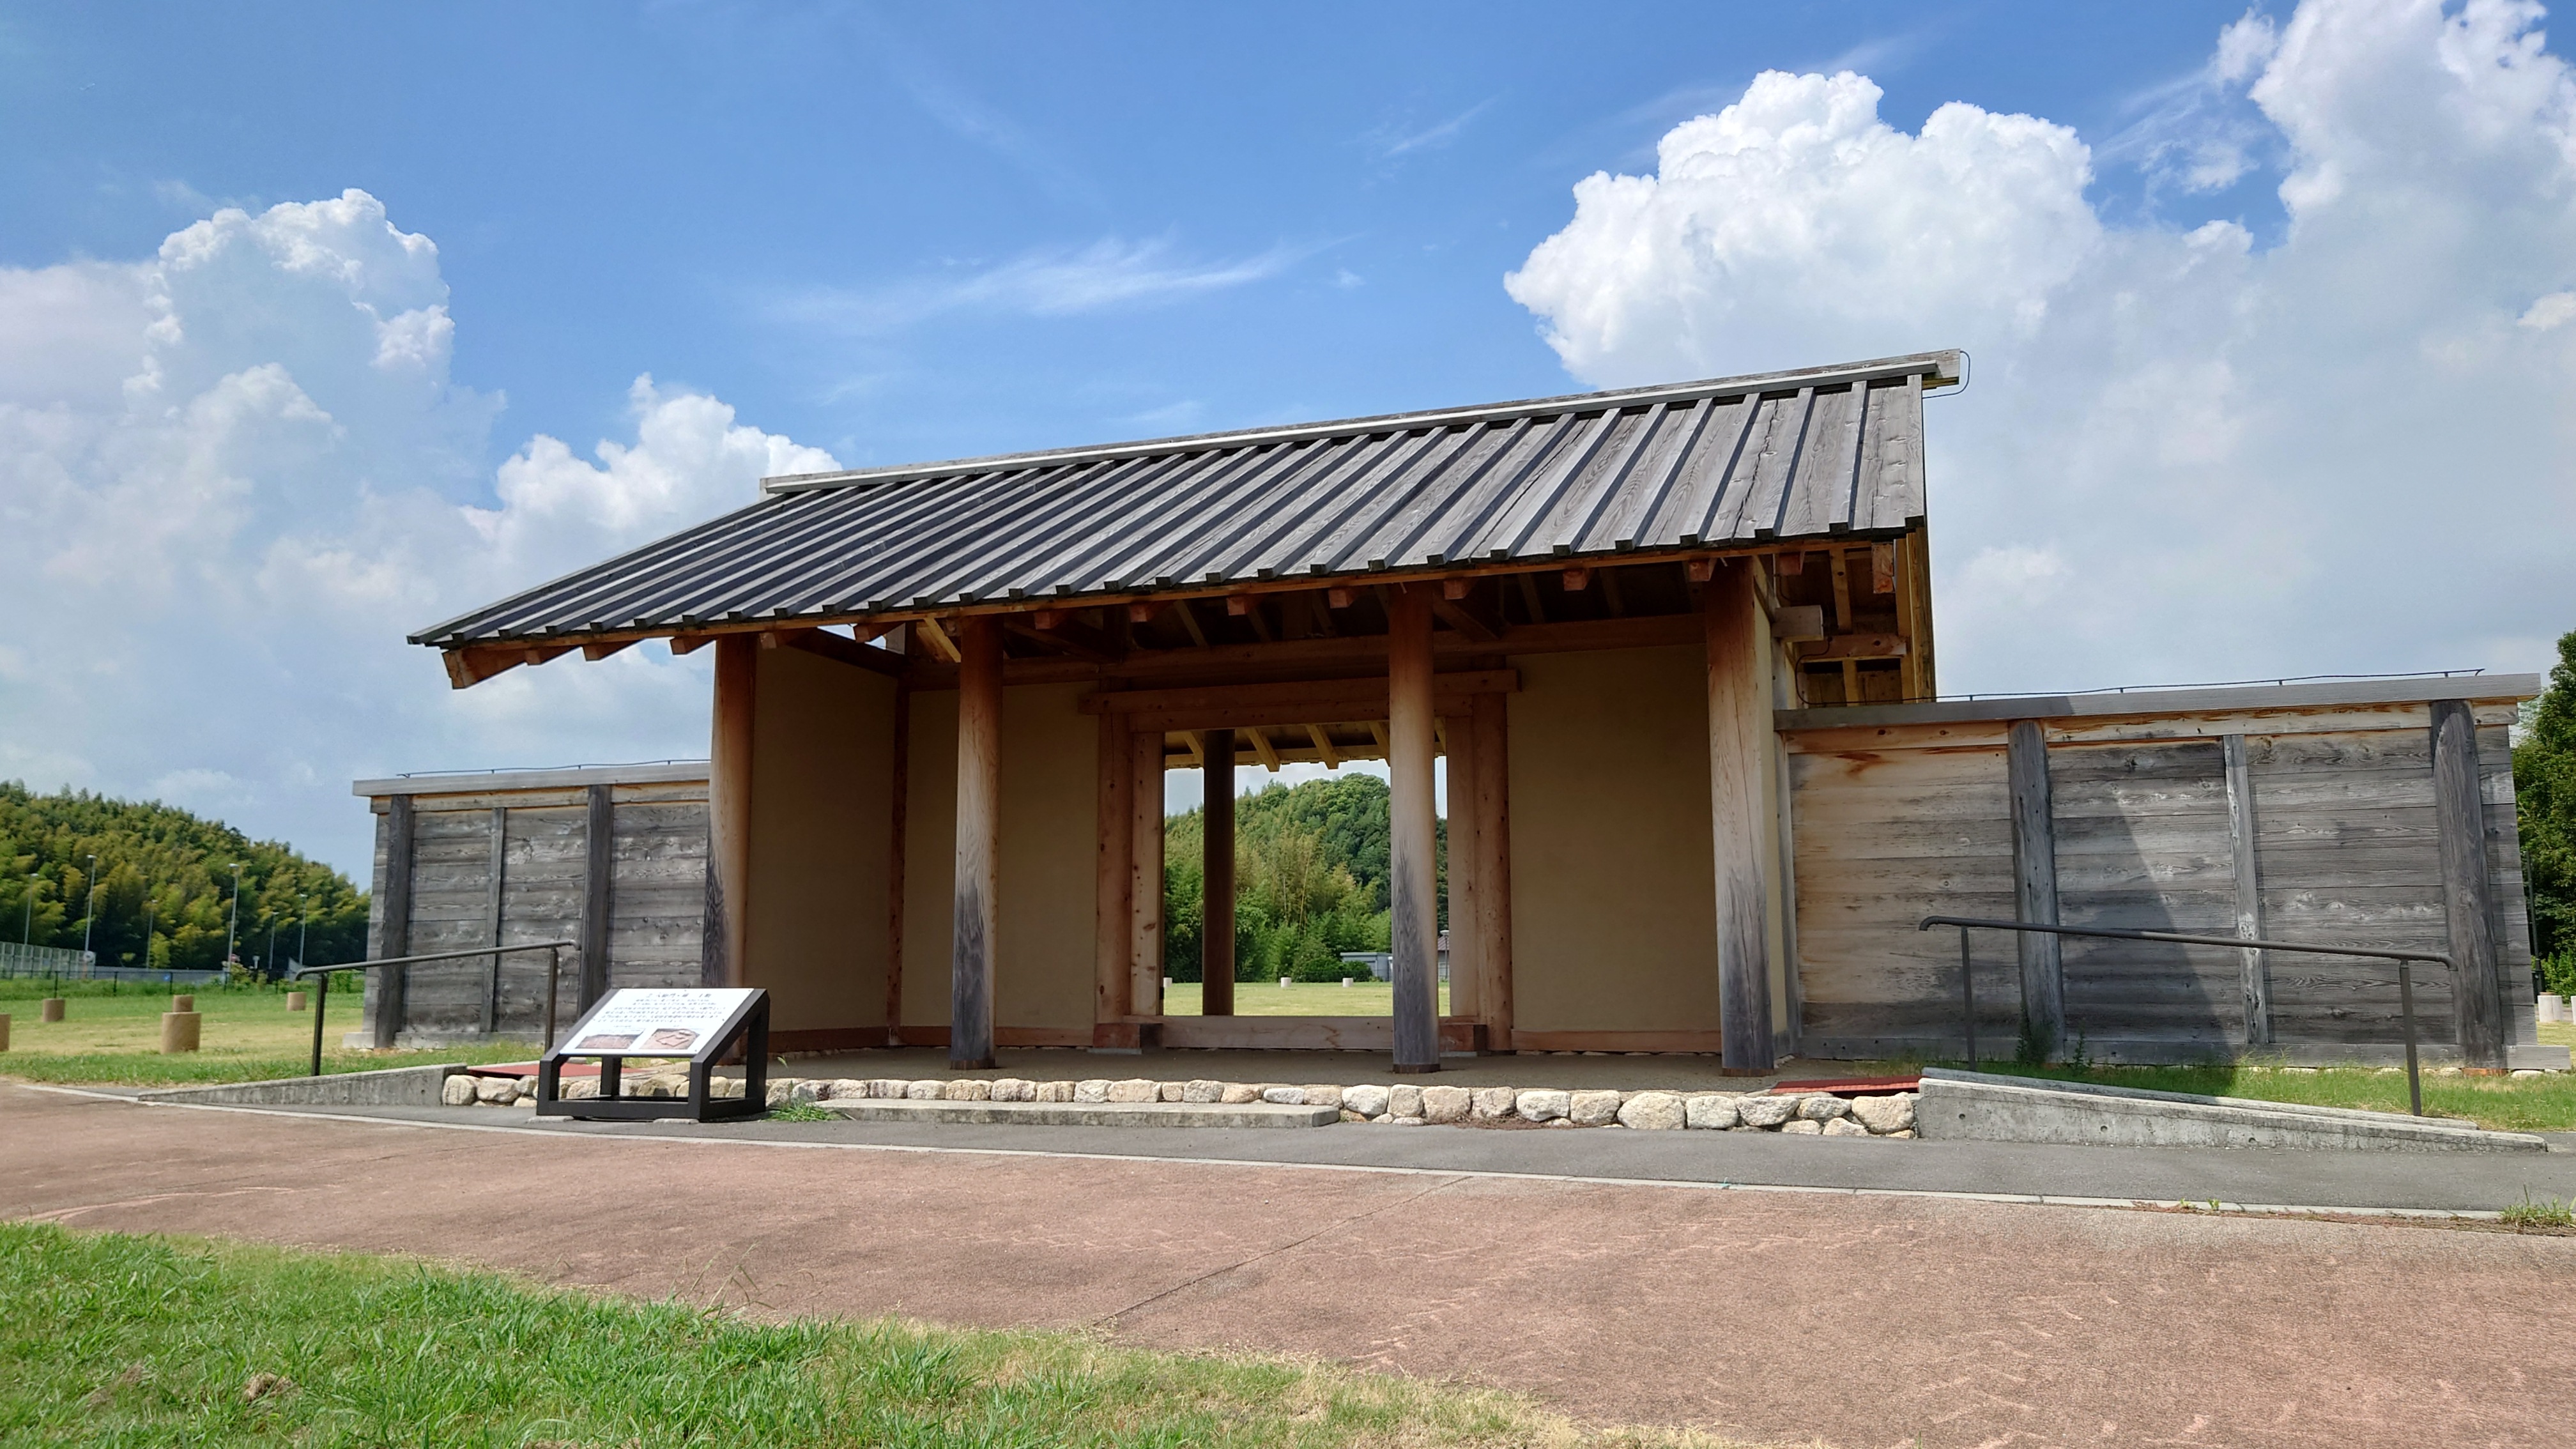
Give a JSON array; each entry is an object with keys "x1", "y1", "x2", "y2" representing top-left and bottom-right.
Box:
[
  {"x1": 1507, "y1": 0, "x2": 2576, "y2": 695},
  {"x1": 0, "y1": 190, "x2": 836, "y2": 874}
]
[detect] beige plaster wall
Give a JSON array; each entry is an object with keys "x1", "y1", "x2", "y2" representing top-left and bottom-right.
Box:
[
  {"x1": 901, "y1": 681, "x2": 1098, "y2": 1031},
  {"x1": 744, "y1": 645, "x2": 896, "y2": 1032},
  {"x1": 1506, "y1": 643, "x2": 1722, "y2": 1031}
]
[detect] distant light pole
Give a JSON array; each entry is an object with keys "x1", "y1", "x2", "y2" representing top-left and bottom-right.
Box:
[
  {"x1": 296, "y1": 894, "x2": 310, "y2": 970},
  {"x1": 139, "y1": 891, "x2": 155, "y2": 970},
  {"x1": 224, "y1": 862, "x2": 247, "y2": 965},
  {"x1": 21, "y1": 873, "x2": 38, "y2": 945},
  {"x1": 79, "y1": 853, "x2": 99, "y2": 963}
]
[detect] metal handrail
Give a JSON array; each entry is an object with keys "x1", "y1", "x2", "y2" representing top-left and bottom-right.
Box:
[
  {"x1": 1918, "y1": 916, "x2": 2457, "y2": 1116},
  {"x1": 289, "y1": 940, "x2": 577, "y2": 1078}
]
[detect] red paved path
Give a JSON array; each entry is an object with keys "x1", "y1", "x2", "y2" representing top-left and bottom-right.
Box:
[{"x1": 6, "y1": 1084, "x2": 2571, "y2": 1448}]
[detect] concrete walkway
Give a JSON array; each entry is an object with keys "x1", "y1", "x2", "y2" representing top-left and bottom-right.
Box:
[{"x1": 7, "y1": 1081, "x2": 2573, "y2": 1448}]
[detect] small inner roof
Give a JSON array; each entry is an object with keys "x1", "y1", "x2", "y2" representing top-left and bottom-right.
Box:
[{"x1": 415, "y1": 349, "x2": 1958, "y2": 647}]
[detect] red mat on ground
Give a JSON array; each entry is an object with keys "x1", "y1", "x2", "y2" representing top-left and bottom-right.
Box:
[{"x1": 1769, "y1": 1076, "x2": 1920, "y2": 1096}]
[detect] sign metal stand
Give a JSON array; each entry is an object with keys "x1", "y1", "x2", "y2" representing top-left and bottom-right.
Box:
[{"x1": 535, "y1": 987, "x2": 770, "y2": 1122}]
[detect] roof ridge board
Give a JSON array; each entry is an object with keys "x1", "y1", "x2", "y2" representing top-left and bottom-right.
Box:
[
  {"x1": 1215, "y1": 425, "x2": 1468, "y2": 583},
  {"x1": 1282, "y1": 424, "x2": 1488, "y2": 578},
  {"x1": 1540, "y1": 402, "x2": 1678, "y2": 557},
  {"x1": 1850, "y1": 381, "x2": 1894, "y2": 533},
  {"x1": 1866, "y1": 381, "x2": 1928, "y2": 530},
  {"x1": 1144, "y1": 428, "x2": 1418, "y2": 588},
  {"x1": 760, "y1": 350, "x2": 1961, "y2": 493}
]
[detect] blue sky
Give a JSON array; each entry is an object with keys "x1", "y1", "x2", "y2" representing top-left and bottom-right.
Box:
[
  {"x1": 5, "y1": 1, "x2": 2266, "y2": 473},
  {"x1": 5, "y1": 1, "x2": 2572, "y2": 873}
]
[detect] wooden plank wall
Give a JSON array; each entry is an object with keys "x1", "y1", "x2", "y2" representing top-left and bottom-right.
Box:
[
  {"x1": 362, "y1": 779, "x2": 710, "y2": 1041},
  {"x1": 1784, "y1": 702, "x2": 2533, "y2": 1064}
]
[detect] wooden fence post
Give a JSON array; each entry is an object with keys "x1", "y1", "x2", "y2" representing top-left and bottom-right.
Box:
[
  {"x1": 2007, "y1": 719, "x2": 2064, "y2": 1059},
  {"x1": 950, "y1": 617, "x2": 1002, "y2": 1070},
  {"x1": 2432, "y1": 700, "x2": 2506, "y2": 1069}
]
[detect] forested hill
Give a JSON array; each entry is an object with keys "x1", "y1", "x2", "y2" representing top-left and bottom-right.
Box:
[
  {"x1": 0, "y1": 784, "x2": 368, "y2": 972},
  {"x1": 1161, "y1": 773, "x2": 1444, "y2": 982}
]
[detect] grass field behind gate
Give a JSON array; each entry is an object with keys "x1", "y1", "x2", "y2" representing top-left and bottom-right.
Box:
[
  {"x1": 0, "y1": 1223, "x2": 1731, "y2": 1448},
  {"x1": 0, "y1": 978, "x2": 533, "y2": 1086}
]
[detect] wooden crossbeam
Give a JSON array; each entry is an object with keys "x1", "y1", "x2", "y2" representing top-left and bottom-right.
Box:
[
  {"x1": 1797, "y1": 633, "x2": 1910, "y2": 660},
  {"x1": 1870, "y1": 541, "x2": 1896, "y2": 594},
  {"x1": 914, "y1": 617, "x2": 963, "y2": 663},
  {"x1": 670, "y1": 633, "x2": 715, "y2": 656},
  {"x1": 779, "y1": 626, "x2": 909, "y2": 677},
  {"x1": 1430, "y1": 578, "x2": 1501, "y2": 643},
  {"x1": 581, "y1": 640, "x2": 634, "y2": 661},
  {"x1": 1006, "y1": 614, "x2": 1119, "y2": 664},
  {"x1": 1305, "y1": 723, "x2": 1340, "y2": 766}
]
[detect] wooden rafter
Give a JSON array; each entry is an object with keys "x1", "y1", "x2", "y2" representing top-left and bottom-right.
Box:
[
  {"x1": 1246, "y1": 726, "x2": 1282, "y2": 770},
  {"x1": 1305, "y1": 723, "x2": 1341, "y2": 766}
]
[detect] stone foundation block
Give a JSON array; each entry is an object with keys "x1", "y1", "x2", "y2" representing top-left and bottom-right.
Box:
[
  {"x1": 1037, "y1": 1080, "x2": 1075, "y2": 1103},
  {"x1": 1797, "y1": 1094, "x2": 1850, "y2": 1122},
  {"x1": 441, "y1": 1074, "x2": 479, "y2": 1107},
  {"x1": 1420, "y1": 1085, "x2": 1470, "y2": 1123},
  {"x1": 1075, "y1": 1079, "x2": 1111, "y2": 1103},
  {"x1": 907, "y1": 1079, "x2": 945, "y2": 1100},
  {"x1": 1848, "y1": 1093, "x2": 1916, "y2": 1135},
  {"x1": 1219, "y1": 1083, "x2": 1260, "y2": 1103},
  {"x1": 1388, "y1": 1084, "x2": 1423, "y2": 1118},
  {"x1": 1469, "y1": 1086, "x2": 1517, "y2": 1121},
  {"x1": 475, "y1": 1076, "x2": 519, "y2": 1105},
  {"x1": 1342, "y1": 1084, "x2": 1391, "y2": 1118},
  {"x1": 1568, "y1": 1089, "x2": 1621, "y2": 1126},
  {"x1": 943, "y1": 1079, "x2": 992, "y2": 1101},
  {"x1": 1683, "y1": 1093, "x2": 1740, "y2": 1130},
  {"x1": 1778, "y1": 1118, "x2": 1824, "y2": 1135},
  {"x1": 1822, "y1": 1117, "x2": 1870, "y2": 1137},
  {"x1": 1735, "y1": 1095, "x2": 1797, "y2": 1129},
  {"x1": 1182, "y1": 1078, "x2": 1223, "y2": 1103},
  {"x1": 1515, "y1": 1089, "x2": 1570, "y2": 1123},
  {"x1": 1108, "y1": 1078, "x2": 1159, "y2": 1103},
  {"x1": 1618, "y1": 1091, "x2": 1685, "y2": 1130}
]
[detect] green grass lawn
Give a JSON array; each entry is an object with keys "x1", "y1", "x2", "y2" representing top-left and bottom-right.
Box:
[
  {"x1": 0, "y1": 977, "x2": 533, "y2": 1087},
  {"x1": 1160, "y1": 979, "x2": 1450, "y2": 1016},
  {"x1": 0, "y1": 1223, "x2": 1738, "y2": 1448}
]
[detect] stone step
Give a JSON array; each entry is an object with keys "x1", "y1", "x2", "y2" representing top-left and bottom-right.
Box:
[{"x1": 819, "y1": 1098, "x2": 1339, "y2": 1129}]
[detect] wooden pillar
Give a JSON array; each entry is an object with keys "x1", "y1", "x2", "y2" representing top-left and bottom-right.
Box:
[
  {"x1": 1094, "y1": 712, "x2": 1135, "y2": 1037},
  {"x1": 1388, "y1": 587, "x2": 1440, "y2": 1072},
  {"x1": 1130, "y1": 730, "x2": 1167, "y2": 1018},
  {"x1": 703, "y1": 635, "x2": 756, "y2": 989},
  {"x1": 2221, "y1": 734, "x2": 2269, "y2": 1046},
  {"x1": 1202, "y1": 727, "x2": 1237, "y2": 1016},
  {"x1": 884, "y1": 681, "x2": 910, "y2": 1046},
  {"x1": 2432, "y1": 700, "x2": 2506, "y2": 1068},
  {"x1": 2006, "y1": 719, "x2": 2064, "y2": 1058},
  {"x1": 1703, "y1": 562, "x2": 1774, "y2": 1073},
  {"x1": 481, "y1": 805, "x2": 507, "y2": 1034},
  {"x1": 579, "y1": 783, "x2": 614, "y2": 1013},
  {"x1": 1445, "y1": 714, "x2": 1482, "y2": 1024},
  {"x1": 1471, "y1": 691, "x2": 1514, "y2": 1050},
  {"x1": 372, "y1": 794, "x2": 415, "y2": 1048},
  {"x1": 950, "y1": 616, "x2": 1003, "y2": 1068}
]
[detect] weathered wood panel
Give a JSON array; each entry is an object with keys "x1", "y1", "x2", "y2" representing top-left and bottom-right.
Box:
[{"x1": 2047, "y1": 741, "x2": 2239, "y2": 1049}]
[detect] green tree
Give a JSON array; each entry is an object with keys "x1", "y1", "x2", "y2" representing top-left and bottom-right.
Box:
[
  {"x1": 1161, "y1": 774, "x2": 1438, "y2": 983},
  {"x1": 0, "y1": 783, "x2": 369, "y2": 973},
  {"x1": 2518, "y1": 630, "x2": 2576, "y2": 992}
]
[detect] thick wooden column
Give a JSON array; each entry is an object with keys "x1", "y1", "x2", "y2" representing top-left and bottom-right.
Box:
[
  {"x1": 1202, "y1": 727, "x2": 1237, "y2": 1016},
  {"x1": 884, "y1": 682, "x2": 910, "y2": 1046},
  {"x1": 579, "y1": 783, "x2": 613, "y2": 1013},
  {"x1": 1388, "y1": 587, "x2": 1440, "y2": 1072},
  {"x1": 1130, "y1": 731, "x2": 1167, "y2": 1019},
  {"x1": 1445, "y1": 715, "x2": 1482, "y2": 1025},
  {"x1": 1471, "y1": 691, "x2": 1514, "y2": 1050},
  {"x1": 480, "y1": 805, "x2": 507, "y2": 1034},
  {"x1": 2432, "y1": 700, "x2": 2506, "y2": 1068},
  {"x1": 371, "y1": 794, "x2": 415, "y2": 1048},
  {"x1": 2221, "y1": 734, "x2": 2269, "y2": 1046},
  {"x1": 1703, "y1": 562, "x2": 1774, "y2": 1073},
  {"x1": 1094, "y1": 712, "x2": 1135, "y2": 1039},
  {"x1": 951, "y1": 616, "x2": 1003, "y2": 1069},
  {"x1": 2006, "y1": 719, "x2": 2064, "y2": 1058},
  {"x1": 703, "y1": 635, "x2": 756, "y2": 989}
]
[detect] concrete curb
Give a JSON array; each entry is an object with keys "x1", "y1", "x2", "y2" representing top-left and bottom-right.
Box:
[
  {"x1": 820, "y1": 1098, "x2": 1340, "y2": 1129},
  {"x1": 136, "y1": 1064, "x2": 467, "y2": 1108},
  {"x1": 1915, "y1": 1069, "x2": 2550, "y2": 1153}
]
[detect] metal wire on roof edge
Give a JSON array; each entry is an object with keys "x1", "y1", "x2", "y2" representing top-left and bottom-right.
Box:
[{"x1": 1936, "y1": 669, "x2": 2487, "y2": 702}]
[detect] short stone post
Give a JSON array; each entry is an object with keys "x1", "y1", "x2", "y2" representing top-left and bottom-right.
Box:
[
  {"x1": 40, "y1": 997, "x2": 65, "y2": 1023},
  {"x1": 286, "y1": 991, "x2": 307, "y2": 1012},
  {"x1": 0, "y1": 1013, "x2": 10, "y2": 1051},
  {"x1": 160, "y1": 995, "x2": 201, "y2": 1054}
]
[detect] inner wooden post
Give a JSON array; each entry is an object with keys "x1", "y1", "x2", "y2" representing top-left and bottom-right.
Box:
[
  {"x1": 1703, "y1": 562, "x2": 1774, "y2": 1073},
  {"x1": 1202, "y1": 726, "x2": 1237, "y2": 1016},
  {"x1": 949, "y1": 616, "x2": 1002, "y2": 1070},
  {"x1": 1388, "y1": 587, "x2": 1440, "y2": 1072}
]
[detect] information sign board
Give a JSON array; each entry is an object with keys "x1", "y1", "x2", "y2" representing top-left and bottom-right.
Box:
[
  {"x1": 562, "y1": 988, "x2": 759, "y2": 1057},
  {"x1": 536, "y1": 985, "x2": 769, "y2": 1123}
]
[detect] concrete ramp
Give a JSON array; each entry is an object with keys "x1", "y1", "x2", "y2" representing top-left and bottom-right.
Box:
[
  {"x1": 137, "y1": 1064, "x2": 466, "y2": 1108},
  {"x1": 1915, "y1": 1068, "x2": 2548, "y2": 1153}
]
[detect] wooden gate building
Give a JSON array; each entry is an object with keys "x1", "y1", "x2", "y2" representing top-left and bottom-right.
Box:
[{"x1": 380, "y1": 351, "x2": 2563, "y2": 1072}]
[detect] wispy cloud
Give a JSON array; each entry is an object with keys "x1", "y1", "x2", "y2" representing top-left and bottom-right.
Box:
[
  {"x1": 1367, "y1": 98, "x2": 1498, "y2": 160},
  {"x1": 779, "y1": 236, "x2": 1327, "y2": 334},
  {"x1": 2096, "y1": 13, "x2": 2282, "y2": 199}
]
